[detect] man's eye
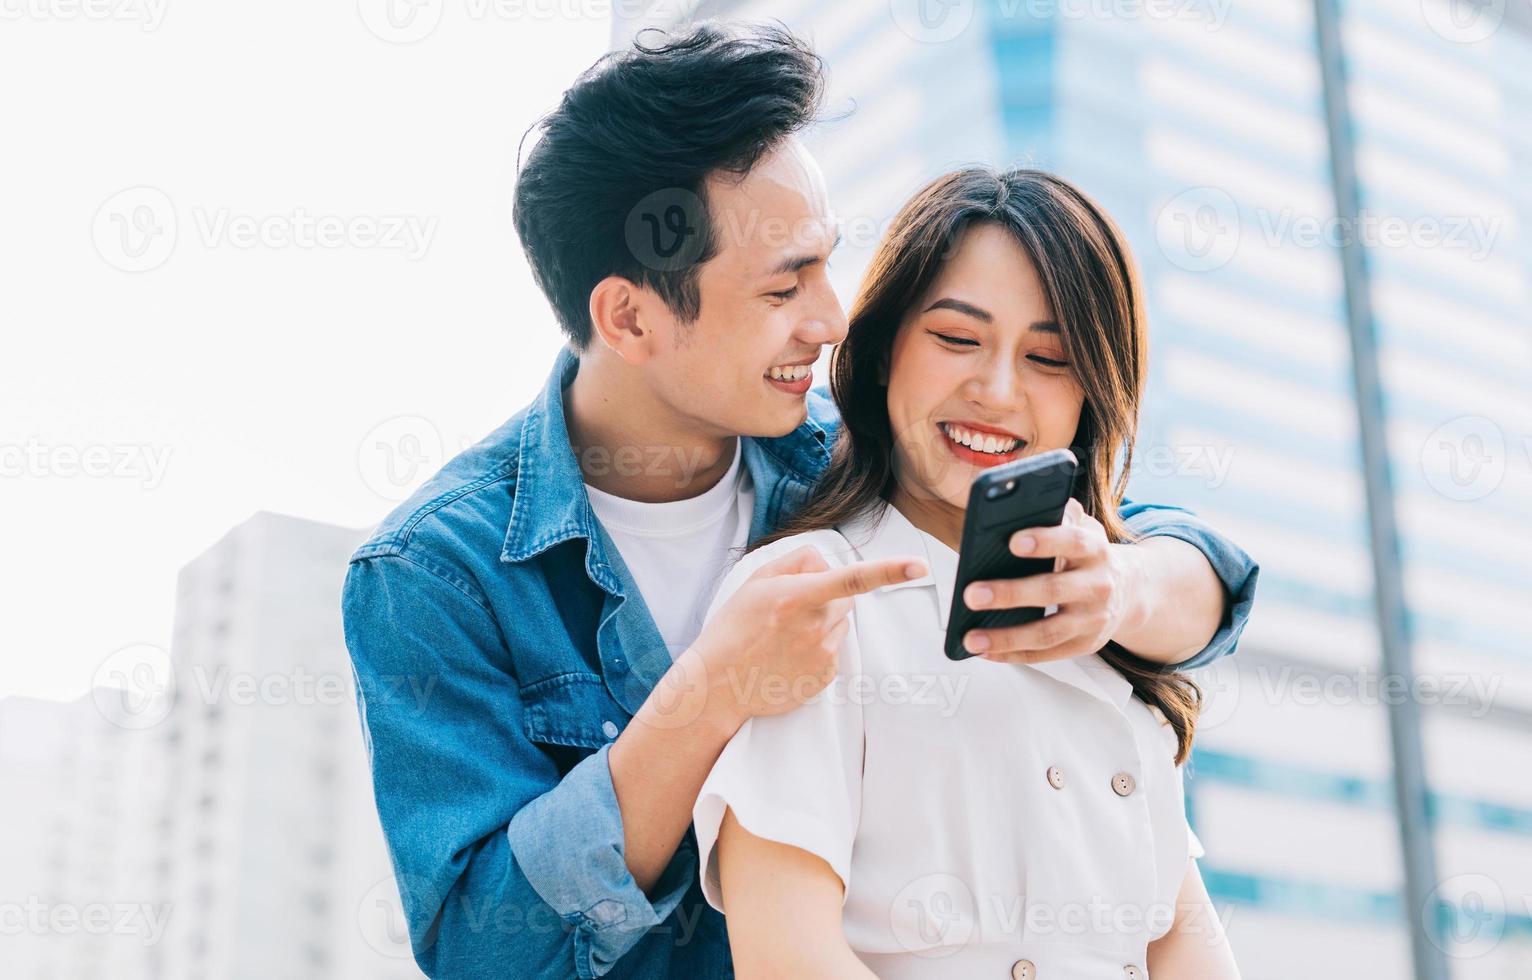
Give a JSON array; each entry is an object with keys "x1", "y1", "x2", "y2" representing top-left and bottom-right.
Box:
[{"x1": 1029, "y1": 354, "x2": 1069, "y2": 368}]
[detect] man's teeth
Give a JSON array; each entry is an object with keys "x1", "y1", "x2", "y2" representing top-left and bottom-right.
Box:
[
  {"x1": 940, "y1": 422, "x2": 1020, "y2": 454},
  {"x1": 768, "y1": 365, "x2": 810, "y2": 381}
]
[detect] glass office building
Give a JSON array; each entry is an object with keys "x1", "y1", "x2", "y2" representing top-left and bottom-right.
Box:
[{"x1": 616, "y1": 3, "x2": 1531, "y2": 977}]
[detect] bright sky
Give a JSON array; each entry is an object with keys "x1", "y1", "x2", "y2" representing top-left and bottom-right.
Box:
[{"x1": 1, "y1": 6, "x2": 614, "y2": 701}]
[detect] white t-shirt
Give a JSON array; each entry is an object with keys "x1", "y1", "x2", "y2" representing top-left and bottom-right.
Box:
[
  {"x1": 692, "y1": 499, "x2": 1204, "y2": 980},
  {"x1": 584, "y1": 438, "x2": 755, "y2": 661}
]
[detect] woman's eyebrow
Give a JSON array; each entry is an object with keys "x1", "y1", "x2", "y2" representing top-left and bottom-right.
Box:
[
  {"x1": 923, "y1": 298, "x2": 1060, "y2": 335},
  {"x1": 921, "y1": 297, "x2": 992, "y2": 322}
]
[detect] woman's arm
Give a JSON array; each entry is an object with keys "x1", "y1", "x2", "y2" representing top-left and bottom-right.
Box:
[
  {"x1": 716, "y1": 806, "x2": 878, "y2": 980},
  {"x1": 1109, "y1": 534, "x2": 1227, "y2": 664},
  {"x1": 1147, "y1": 858, "x2": 1242, "y2": 979}
]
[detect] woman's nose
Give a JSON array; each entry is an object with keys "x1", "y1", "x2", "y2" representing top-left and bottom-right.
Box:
[{"x1": 966, "y1": 358, "x2": 1023, "y2": 408}]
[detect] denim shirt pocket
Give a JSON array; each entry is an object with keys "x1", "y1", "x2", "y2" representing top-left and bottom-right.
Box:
[{"x1": 521, "y1": 673, "x2": 626, "y2": 772}]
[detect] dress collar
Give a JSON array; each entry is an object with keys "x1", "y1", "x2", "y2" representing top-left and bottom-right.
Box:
[{"x1": 836, "y1": 499, "x2": 1133, "y2": 713}]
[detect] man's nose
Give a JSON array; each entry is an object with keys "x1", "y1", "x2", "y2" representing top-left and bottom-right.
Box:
[{"x1": 800, "y1": 285, "x2": 849, "y2": 346}]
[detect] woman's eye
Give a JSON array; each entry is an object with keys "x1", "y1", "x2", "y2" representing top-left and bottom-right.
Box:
[
  {"x1": 1028, "y1": 354, "x2": 1069, "y2": 368},
  {"x1": 768, "y1": 286, "x2": 800, "y2": 302},
  {"x1": 933, "y1": 332, "x2": 978, "y2": 347}
]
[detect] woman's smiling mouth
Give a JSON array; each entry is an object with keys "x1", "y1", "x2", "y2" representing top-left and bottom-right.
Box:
[{"x1": 938, "y1": 421, "x2": 1027, "y2": 466}]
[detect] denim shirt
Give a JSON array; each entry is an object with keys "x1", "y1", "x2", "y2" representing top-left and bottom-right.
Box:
[{"x1": 341, "y1": 345, "x2": 1259, "y2": 979}]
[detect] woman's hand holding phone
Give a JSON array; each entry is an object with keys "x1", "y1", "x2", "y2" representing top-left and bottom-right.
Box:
[{"x1": 959, "y1": 497, "x2": 1137, "y2": 663}]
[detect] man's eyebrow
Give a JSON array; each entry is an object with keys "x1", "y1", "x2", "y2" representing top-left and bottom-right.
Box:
[{"x1": 765, "y1": 233, "x2": 842, "y2": 279}]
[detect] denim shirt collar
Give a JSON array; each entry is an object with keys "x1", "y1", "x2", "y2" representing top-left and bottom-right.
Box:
[
  {"x1": 499, "y1": 346, "x2": 612, "y2": 577},
  {"x1": 499, "y1": 345, "x2": 831, "y2": 714},
  {"x1": 501, "y1": 345, "x2": 830, "y2": 572}
]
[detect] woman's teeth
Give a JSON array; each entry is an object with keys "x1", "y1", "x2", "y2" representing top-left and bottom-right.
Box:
[
  {"x1": 940, "y1": 422, "x2": 1020, "y2": 455},
  {"x1": 768, "y1": 364, "x2": 810, "y2": 381}
]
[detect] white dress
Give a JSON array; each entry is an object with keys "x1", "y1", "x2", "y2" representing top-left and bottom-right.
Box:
[{"x1": 693, "y1": 500, "x2": 1204, "y2": 980}]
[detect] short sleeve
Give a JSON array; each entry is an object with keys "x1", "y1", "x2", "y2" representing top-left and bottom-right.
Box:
[
  {"x1": 692, "y1": 535, "x2": 867, "y2": 913},
  {"x1": 1188, "y1": 824, "x2": 1206, "y2": 860}
]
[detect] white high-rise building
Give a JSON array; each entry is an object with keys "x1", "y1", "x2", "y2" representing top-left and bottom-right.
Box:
[
  {"x1": 1, "y1": 511, "x2": 426, "y2": 980},
  {"x1": 0, "y1": 692, "x2": 167, "y2": 980},
  {"x1": 146, "y1": 511, "x2": 424, "y2": 980}
]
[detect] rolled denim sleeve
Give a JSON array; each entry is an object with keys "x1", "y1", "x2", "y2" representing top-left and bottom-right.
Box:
[
  {"x1": 507, "y1": 743, "x2": 695, "y2": 975},
  {"x1": 1116, "y1": 497, "x2": 1260, "y2": 671},
  {"x1": 342, "y1": 551, "x2": 692, "y2": 979}
]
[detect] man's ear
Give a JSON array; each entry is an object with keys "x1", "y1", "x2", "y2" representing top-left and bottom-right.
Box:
[{"x1": 588, "y1": 275, "x2": 657, "y2": 365}]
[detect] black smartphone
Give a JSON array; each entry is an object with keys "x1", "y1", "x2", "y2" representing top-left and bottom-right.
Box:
[{"x1": 944, "y1": 448, "x2": 1078, "y2": 660}]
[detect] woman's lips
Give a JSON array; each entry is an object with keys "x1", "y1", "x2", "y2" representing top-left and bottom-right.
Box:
[{"x1": 938, "y1": 422, "x2": 1025, "y2": 467}]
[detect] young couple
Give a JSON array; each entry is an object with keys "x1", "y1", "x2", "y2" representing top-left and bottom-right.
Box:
[{"x1": 342, "y1": 23, "x2": 1256, "y2": 980}]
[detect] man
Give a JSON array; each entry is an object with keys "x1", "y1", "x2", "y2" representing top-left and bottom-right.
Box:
[{"x1": 341, "y1": 24, "x2": 1258, "y2": 980}]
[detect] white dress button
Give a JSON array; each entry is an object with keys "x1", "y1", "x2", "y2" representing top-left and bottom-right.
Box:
[
  {"x1": 1046, "y1": 766, "x2": 1065, "y2": 790},
  {"x1": 1011, "y1": 959, "x2": 1036, "y2": 980},
  {"x1": 1112, "y1": 772, "x2": 1136, "y2": 796},
  {"x1": 1124, "y1": 966, "x2": 1144, "y2": 980},
  {"x1": 602, "y1": 720, "x2": 619, "y2": 739}
]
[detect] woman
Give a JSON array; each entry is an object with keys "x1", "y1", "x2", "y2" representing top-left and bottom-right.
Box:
[{"x1": 691, "y1": 168, "x2": 1242, "y2": 978}]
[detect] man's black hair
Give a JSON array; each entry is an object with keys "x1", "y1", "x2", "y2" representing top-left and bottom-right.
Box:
[{"x1": 513, "y1": 23, "x2": 825, "y2": 349}]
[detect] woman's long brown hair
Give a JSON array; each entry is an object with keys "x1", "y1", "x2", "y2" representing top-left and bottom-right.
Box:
[{"x1": 751, "y1": 166, "x2": 1201, "y2": 763}]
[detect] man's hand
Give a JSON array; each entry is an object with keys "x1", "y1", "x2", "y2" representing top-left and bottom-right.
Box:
[
  {"x1": 675, "y1": 545, "x2": 927, "y2": 730},
  {"x1": 614, "y1": 545, "x2": 924, "y2": 896},
  {"x1": 958, "y1": 498, "x2": 1136, "y2": 663}
]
